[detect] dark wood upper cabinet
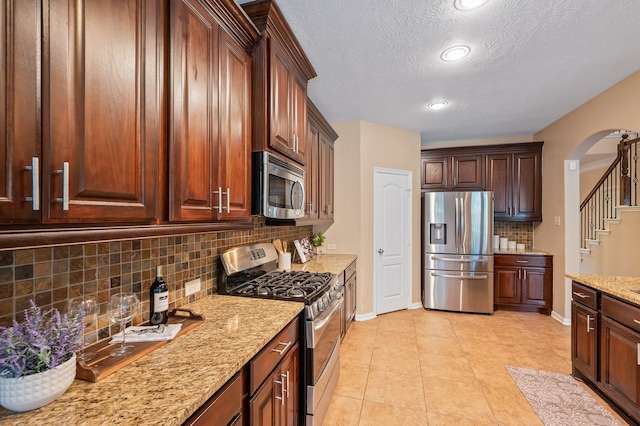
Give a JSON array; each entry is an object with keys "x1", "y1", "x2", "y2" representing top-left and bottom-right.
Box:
[
  {"x1": 422, "y1": 142, "x2": 543, "y2": 222},
  {"x1": 169, "y1": 0, "x2": 257, "y2": 222},
  {"x1": 302, "y1": 99, "x2": 337, "y2": 224},
  {"x1": 242, "y1": 0, "x2": 316, "y2": 166},
  {"x1": 44, "y1": 0, "x2": 163, "y2": 223},
  {"x1": 0, "y1": 0, "x2": 42, "y2": 224}
]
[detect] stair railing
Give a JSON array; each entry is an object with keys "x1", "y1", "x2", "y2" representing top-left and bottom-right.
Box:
[{"x1": 580, "y1": 134, "x2": 640, "y2": 250}]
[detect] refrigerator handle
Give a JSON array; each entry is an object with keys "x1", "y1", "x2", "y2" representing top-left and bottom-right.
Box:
[{"x1": 454, "y1": 195, "x2": 460, "y2": 251}]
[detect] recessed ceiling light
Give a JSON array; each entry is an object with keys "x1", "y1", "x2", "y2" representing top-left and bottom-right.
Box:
[
  {"x1": 454, "y1": 0, "x2": 489, "y2": 11},
  {"x1": 441, "y1": 45, "x2": 470, "y2": 62},
  {"x1": 428, "y1": 101, "x2": 448, "y2": 110}
]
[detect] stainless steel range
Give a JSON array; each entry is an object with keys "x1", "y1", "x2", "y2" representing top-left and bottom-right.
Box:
[{"x1": 219, "y1": 242, "x2": 342, "y2": 426}]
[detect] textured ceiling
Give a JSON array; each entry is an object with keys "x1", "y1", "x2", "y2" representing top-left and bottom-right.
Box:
[{"x1": 250, "y1": 0, "x2": 640, "y2": 143}]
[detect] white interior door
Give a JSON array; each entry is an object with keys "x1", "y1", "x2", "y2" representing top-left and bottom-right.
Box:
[{"x1": 374, "y1": 168, "x2": 411, "y2": 315}]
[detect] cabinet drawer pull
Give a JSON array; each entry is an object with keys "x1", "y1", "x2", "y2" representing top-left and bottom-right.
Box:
[
  {"x1": 24, "y1": 157, "x2": 40, "y2": 211},
  {"x1": 271, "y1": 340, "x2": 292, "y2": 355},
  {"x1": 516, "y1": 260, "x2": 528, "y2": 263},
  {"x1": 634, "y1": 319, "x2": 640, "y2": 326},
  {"x1": 637, "y1": 343, "x2": 640, "y2": 366},
  {"x1": 274, "y1": 377, "x2": 284, "y2": 405},
  {"x1": 225, "y1": 187, "x2": 230, "y2": 212},
  {"x1": 282, "y1": 370, "x2": 289, "y2": 399},
  {"x1": 587, "y1": 315, "x2": 595, "y2": 332},
  {"x1": 54, "y1": 162, "x2": 69, "y2": 210},
  {"x1": 573, "y1": 292, "x2": 589, "y2": 299}
]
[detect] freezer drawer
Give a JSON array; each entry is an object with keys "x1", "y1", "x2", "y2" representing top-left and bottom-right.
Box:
[
  {"x1": 422, "y1": 269, "x2": 494, "y2": 314},
  {"x1": 423, "y1": 254, "x2": 493, "y2": 273}
]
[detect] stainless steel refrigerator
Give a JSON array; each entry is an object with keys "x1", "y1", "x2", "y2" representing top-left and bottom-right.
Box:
[{"x1": 421, "y1": 191, "x2": 494, "y2": 314}]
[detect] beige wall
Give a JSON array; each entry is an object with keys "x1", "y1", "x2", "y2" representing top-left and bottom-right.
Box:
[
  {"x1": 327, "y1": 121, "x2": 421, "y2": 317},
  {"x1": 534, "y1": 70, "x2": 640, "y2": 320},
  {"x1": 421, "y1": 135, "x2": 534, "y2": 149}
]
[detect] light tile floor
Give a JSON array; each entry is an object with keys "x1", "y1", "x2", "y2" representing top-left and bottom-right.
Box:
[{"x1": 323, "y1": 308, "x2": 628, "y2": 425}]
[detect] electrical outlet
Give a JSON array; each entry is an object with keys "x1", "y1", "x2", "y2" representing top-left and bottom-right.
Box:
[
  {"x1": 185, "y1": 278, "x2": 201, "y2": 296},
  {"x1": 554, "y1": 216, "x2": 561, "y2": 226},
  {"x1": 327, "y1": 243, "x2": 337, "y2": 250}
]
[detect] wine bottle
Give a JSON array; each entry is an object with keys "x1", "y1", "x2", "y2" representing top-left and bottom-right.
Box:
[{"x1": 150, "y1": 265, "x2": 169, "y2": 325}]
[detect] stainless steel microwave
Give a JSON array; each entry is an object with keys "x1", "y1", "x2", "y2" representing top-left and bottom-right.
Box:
[{"x1": 252, "y1": 151, "x2": 305, "y2": 219}]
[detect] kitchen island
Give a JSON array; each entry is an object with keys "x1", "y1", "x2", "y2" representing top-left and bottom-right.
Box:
[
  {"x1": 0, "y1": 296, "x2": 304, "y2": 425},
  {"x1": 568, "y1": 273, "x2": 640, "y2": 424}
]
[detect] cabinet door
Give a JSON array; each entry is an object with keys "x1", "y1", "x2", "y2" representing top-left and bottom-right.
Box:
[
  {"x1": 572, "y1": 301, "x2": 598, "y2": 382},
  {"x1": 46, "y1": 0, "x2": 161, "y2": 223},
  {"x1": 169, "y1": 0, "x2": 219, "y2": 222},
  {"x1": 184, "y1": 370, "x2": 244, "y2": 426},
  {"x1": 600, "y1": 316, "x2": 640, "y2": 419},
  {"x1": 289, "y1": 73, "x2": 307, "y2": 165},
  {"x1": 513, "y1": 151, "x2": 542, "y2": 221},
  {"x1": 280, "y1": 344, "x2": 299, "y2": 426},
  {"x1": 250, "y1": 368, "x2": 280, "y2": 426},
  {"x1": 494, "y1": 267, "x2": 520, "y2": 305},
  {"x1": 521, "y1": 267, "x2": 549, "y2": 307},
  {"x1": 305, "y1": 122, "x2": 319, "y2": 218},
  {"x1": 270, "y1": 44, "x2": 293, "y2": 157},
  {"x1": 0, "y1": 0, "x2": 41, "y2": 224},
  {"x1": 452, "y1": 154, "x2": 483, "y2": 189},
  {"x1": 218, "y1": 30, "x2": 251, "y2": 220},
  {"x1": 319, "y1": 135, "x2": 333, "y2": 219},
  {"x1": 486, "y1": 153, "x2": 512, "y2": 219},
  {"x1": 421, "y1": 155, "x2": 450, "y2": 190}
]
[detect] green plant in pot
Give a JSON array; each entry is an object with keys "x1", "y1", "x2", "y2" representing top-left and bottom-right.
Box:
[
  {"x1": 0, "y1": 300, "x2": 84, "y2": 412},
  {"x1": 312, "y1": 233, "x2": 325, "y2": 255}
]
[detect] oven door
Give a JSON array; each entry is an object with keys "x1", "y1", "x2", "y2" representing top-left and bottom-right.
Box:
[{"x1": 306, "y1": 298, "x2": 342, "y2": 422}]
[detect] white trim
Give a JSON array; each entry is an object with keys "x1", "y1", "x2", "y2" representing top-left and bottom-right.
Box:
[
  {"x1": 355, "y1": 312, "x2": 376, "y2": 321},
  {"x1": 551, "y1": 310, "x2": 570, "y2": 326},
  {"x1": 410, "y1": 302, "x2": 423, "y2": 310}
]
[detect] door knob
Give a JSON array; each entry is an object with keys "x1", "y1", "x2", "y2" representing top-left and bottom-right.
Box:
[{"x1": 378, "y1": 249, "x2": 384, "y2": 254}]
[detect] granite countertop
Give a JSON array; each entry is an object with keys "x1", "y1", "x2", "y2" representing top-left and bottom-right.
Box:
[
  {"x1": 288, "y1": 253, "x2": 357, "y2": 275},
  {"x1": 0, "y1": 296, "x2": 304, "y2": 425},
  {"x1": 494, "y1": 248, "x2": 553, "y2": 256},
  {"x1": 567, "y1": 274, "x2": 640, "y2": 306}
]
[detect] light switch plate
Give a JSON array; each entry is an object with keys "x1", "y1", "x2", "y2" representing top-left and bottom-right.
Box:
[
  {"x1": 327, "y1": 244, "x2": 337, "y2": 250},
  {"x1": 185, "y1": 278, "x2": 201, "y2": 296}
]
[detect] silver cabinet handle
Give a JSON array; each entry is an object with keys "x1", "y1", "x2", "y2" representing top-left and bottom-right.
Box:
[
  {"x1": 54, "y1": 162, "x2": 69, "y2": 210},
  {"x1": 274, "y1": 377, "x2": 285, "y2": 405},
  {"x1": 213, "y1": 187, "x2": 222, "y2": 211},
  {"x1": 24, "y1": 157, "x2": 40, "y2": 210},
  {"x1": 282, "y1": 370, "x2": 289, "y2": 399},
  {"x1": 573, "y1": 292, "x2": 589, "y2": 299},
  {"x1": 225, "y1": 187, "x2": 230, "y2": 212},
  {"x1": 290, "y1": 134, "x2": 295, "y2": 151},
  {"x1": 523, "y1": 270, "x2": 527, "y2": 280},
  {"x1": 431, "y1": 272, "x2": 488, "y2": 280},
  {"x1": 271, "y1": 340, "x2": 292, "y2": 356},
  {"x1": 378, "y1": 248, "x2": 384, "y2": 254},
  {"x1": 586, "y1": 314, "x2": 595, "y2": 332},
  {"x1": 633, "y1": 319, "x2": 640, "y2": 326},
  {"x1": 637, "y1": 343, "x2": 640, "y2": 366},
  {"x1": 516, "y1": 260, "x2": 528, "y2": 263}
]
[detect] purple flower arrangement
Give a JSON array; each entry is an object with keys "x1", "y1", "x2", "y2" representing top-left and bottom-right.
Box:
[{"x1": 0, "y1": 301, "x2": 85, "y2": 378}]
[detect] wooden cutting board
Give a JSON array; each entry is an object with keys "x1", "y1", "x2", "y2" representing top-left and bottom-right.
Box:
[{"x1": 75, "y1": 308, "x2": 204, "y2": 382}]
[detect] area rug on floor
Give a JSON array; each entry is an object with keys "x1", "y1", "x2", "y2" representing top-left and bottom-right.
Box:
[{"x1": 506, "y1": 366, "x2": 623, "y2": 426}]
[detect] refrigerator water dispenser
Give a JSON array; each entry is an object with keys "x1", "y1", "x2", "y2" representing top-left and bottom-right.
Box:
[{"x1": 430, "y1": 223, "x2": 446, "y2": 244}]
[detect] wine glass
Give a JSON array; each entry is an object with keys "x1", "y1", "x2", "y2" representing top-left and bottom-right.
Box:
[
  {"x1": 66, "y1": 295, "x2": 99, "y2": 362},
  {"x1": 107, "y1": 292, "x2": 140, "y2": 357}
]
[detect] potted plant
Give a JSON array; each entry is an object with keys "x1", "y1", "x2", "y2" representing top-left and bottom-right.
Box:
[
  {"x1": 311, "y1": 233, "x2": 326, "y2": 255},
  {"x1": 0, "y1": 300, "x2": 84, "y2": 412}
]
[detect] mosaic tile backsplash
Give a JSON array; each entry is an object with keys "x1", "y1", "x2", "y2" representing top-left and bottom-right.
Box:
[
  {"x1": 493, "y1": 221, "x2": 534, "y2": 249},
  {"x1": 0, "y1": 216, "x2": 312, "y2": 345}
]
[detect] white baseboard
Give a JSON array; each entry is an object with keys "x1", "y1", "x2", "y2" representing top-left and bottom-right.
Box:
[
  {"x1": 355, "y1": 312, "x2": 376, "y2": 321},
  {"x1": 551, "y1": 310, "x2": 570, "y2": 326}
]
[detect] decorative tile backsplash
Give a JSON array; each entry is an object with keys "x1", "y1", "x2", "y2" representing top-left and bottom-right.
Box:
[
  {"x1": 493, "y1": 221, "x2": 534, "y2": 249},
  {"x1": 0, "y1": 216, "x2": 312, "y2": 345}
]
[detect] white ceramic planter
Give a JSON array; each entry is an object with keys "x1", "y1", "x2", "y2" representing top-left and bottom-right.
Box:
[{"x1": 0, "y1": 353, "x2": 76, "y2": 412}]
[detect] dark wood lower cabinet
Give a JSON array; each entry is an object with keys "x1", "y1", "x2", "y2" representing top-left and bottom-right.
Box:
[
  {"x1": 494, "y1": 254, "x2": 552, "y2": 315},
  {"x1": 183, "y1": 370, "x2": 245, "y2": 426},
  {"x1": 571, "y1": 281, "x2": 640, "y2": 424},
  {"x1": 571, "y1": 301, "x2": 598, "y2": 382}
]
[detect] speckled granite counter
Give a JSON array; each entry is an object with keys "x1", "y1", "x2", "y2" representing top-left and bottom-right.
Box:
[
  {"x1": 288, "y1": 253, "x2": 357, "y2": 275},
  {"x1": 494, "y1": 248, "x2": 553, "y2": 256},
  {"x1": 0, "y1": 296, "x2": 304, "y2": 426},
  {"x1": 567, "y1": 274, "x2": 640, "y2": 306}
]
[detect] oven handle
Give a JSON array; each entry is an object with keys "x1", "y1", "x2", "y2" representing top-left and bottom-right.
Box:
[{"x1": 314, "y1": 299, "x2": 344, "y2": 333}]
